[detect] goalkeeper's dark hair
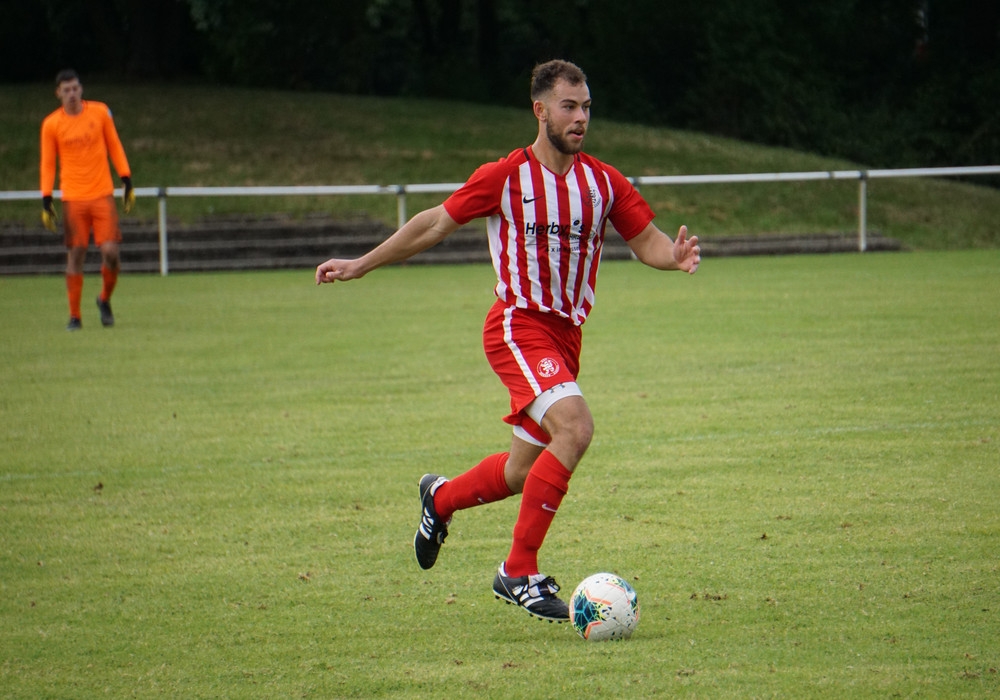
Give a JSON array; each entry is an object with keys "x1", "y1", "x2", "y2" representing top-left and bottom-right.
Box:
[
  {"x1": 530, "y1": 60, "x2": 587, "y2": 101},
  {"x1": 55, "y1": 69, "x2": 80, "y2": 86}
]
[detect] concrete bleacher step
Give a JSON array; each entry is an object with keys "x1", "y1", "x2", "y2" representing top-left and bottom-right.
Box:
[{"x1": 0, "y1": 216, "x2": 900, "y2": 276}]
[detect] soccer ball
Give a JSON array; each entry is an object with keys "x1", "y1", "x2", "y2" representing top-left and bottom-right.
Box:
[{"x1": 569, "y1": 572, "x2": 640, "y2": 641}]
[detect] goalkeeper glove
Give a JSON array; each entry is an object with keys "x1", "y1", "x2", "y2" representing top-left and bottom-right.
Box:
[
  {"x1": 122, "y1": 176, "x2": 136, "y2": 214},
  {"x1": 41, "y1": 196, "x2": 58, "y2": 232}
]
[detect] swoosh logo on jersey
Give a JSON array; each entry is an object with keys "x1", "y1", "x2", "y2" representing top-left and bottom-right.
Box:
[{"x1": 522, "y1": 195, "x2": 543, "y2": 204}]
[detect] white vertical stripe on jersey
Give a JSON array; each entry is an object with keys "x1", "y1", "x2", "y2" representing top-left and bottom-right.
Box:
[
  {"x1": 518, "y1": 162, "x2": 540, "y2": 309},
  {"x1": 562, "y1": 165, "x2": 587, "y2": 318},
  {"x1": 491, "y1": 177, "x2": 513, "y2": 303},
  {"x1": 501, "y1": 305, "x2": 543, "y2": 395},
  {"x1": 578, "y1": 164, "x2": 610, "y2": 319},
  {"x1": 541, "y1": 165, "x2": 562, "y2": 316}
]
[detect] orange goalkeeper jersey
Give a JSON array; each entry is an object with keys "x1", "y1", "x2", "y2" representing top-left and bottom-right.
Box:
[{"x1": 40, "y1": 100, "x2": 131, "y2": 201}]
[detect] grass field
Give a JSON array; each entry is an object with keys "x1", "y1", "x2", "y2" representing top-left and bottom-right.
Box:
[
  {"x1": 1, "y1": 251, "x2": 998, "y2": 697},
  {"x1": 2, "y1": 82, "x2": 1000, "y2": 250}
]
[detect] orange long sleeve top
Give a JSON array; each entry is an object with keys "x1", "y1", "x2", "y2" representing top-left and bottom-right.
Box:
[{"x1": 40, "y1": 100, "x2": 131, "y2": 201}]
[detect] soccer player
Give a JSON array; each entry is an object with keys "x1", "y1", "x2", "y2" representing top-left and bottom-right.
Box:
[
  {"x1": 40, "y1": 69, "x2": 135, "y2": 331},
  {"x1": 315, "y1": 60, "x2": 700, "y2": 622}
]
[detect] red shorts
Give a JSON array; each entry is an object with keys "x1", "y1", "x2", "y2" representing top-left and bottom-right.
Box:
[
  {"x1": 482, "y1": 300, "x2": 582, "y2": 441},
  {"x1": 63, "y1": 196, "x2": 121, "y2": 248}
]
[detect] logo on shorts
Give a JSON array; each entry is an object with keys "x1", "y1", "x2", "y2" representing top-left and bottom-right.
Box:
[{"x1": 536, "y1": 357, "x2": 560, "y2": 378}]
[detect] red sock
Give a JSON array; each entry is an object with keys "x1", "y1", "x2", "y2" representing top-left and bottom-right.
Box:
[
  {"x1": 100, "y1": 265, "x2": 118, "y2": 302},
  {"x1": 434, "y1": 452, "x2": 512, "y2": 521},
  {"x1": 504, "y1": 450, "x2": 572, "y2": 577},
  {"x1": 66, "y1": 273, "x2": 83, "y2": 319}
]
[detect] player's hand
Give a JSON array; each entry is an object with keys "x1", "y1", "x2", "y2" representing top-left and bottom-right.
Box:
[
  {"x1": 41, "y1": 196, "x2": 58, "y2": 232},
  {"x1": 673, "y1": 225, "x2": 701, "y2": 274},
  {"x1": 122, "y1": 176, "x2": 136, "y2": 214},
  {"x1": 315, "y1": 258, "x2": 363, "y2": 285}
]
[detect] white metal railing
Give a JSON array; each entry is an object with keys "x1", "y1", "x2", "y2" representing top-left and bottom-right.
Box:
[{"x1": 3, "y1": 165, "x2": 998, "y2": 275}]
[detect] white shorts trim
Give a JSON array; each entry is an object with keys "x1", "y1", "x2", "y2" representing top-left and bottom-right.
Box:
[
  {"x1": 525, "y1": 381, "x2": 583, "y2": 425},
  {"x1": 512, "y1": 425, "x2": 548, "y2": 447}
]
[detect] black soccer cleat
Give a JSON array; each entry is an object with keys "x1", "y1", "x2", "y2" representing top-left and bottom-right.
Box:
[
  {"x1": 492, "y1": 563, "x2": 569, "y2": 623},
  {"x1": 66, "y1": 317, "x2": 82, "y2": 331},
  {"x1": 414, "y1": 474, "x2": 450, "y2": 570},
  {"x1": 96, "y1": 296, "x2": 114, "y2": 327}
]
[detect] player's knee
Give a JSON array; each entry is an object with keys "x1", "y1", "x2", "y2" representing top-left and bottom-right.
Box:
[
  {"x1": 544, "y1": 401, "x2": 593, "y2": 455},
  {"x1": 66, "y1": 247, "x2": 86, "y2": 273},
  {"x1": 100, "y1": 246, "x2": 120, "y2": 269},
  {"x1": 566, "y1": 413, "x2": 594, "y2": 452}
]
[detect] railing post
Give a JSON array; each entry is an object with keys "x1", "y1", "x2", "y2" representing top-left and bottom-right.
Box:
[
  {"x1": 157, "y1": 188, "x2": 169, "y2": 276},
  {"x1": 858, "y1": 171, "x2": 868, "y2": 252}
]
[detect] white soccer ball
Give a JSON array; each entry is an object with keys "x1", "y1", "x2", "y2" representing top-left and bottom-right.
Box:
[{"x1": 569, "y1": 572, "x2": 640, "y2": 641}]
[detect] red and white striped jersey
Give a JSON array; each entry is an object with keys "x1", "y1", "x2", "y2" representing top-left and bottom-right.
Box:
[{"x1": 443, "y1": 146, "x2": 654, "y2": 325}]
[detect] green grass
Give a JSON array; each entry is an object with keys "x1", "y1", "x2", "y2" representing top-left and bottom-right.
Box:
[
  {"x1": 2, "y1": 82, "x2": 999, "y2": 249},
  {"x1": 2, "y1": 251, "x2": 998, "y2": 697}
]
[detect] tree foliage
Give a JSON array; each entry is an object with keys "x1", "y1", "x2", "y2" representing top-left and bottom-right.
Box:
[{"x1": 4, "y1": 0, "x2": 997, "y2": 168}]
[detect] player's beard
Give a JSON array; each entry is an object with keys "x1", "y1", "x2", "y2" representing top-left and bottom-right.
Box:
[{"x1": 545, "y1": 120, "x2": 585, "y2": 155}]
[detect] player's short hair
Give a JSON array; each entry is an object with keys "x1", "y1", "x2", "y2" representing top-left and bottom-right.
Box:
[
  {"x1": 55, "y1": 69, "x2": 80, "y2": 86},
  {"x1": 530, "y1": 60, "x2": 587, "y2": 101}
]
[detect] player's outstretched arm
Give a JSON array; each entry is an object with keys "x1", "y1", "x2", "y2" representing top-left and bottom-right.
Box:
[
  {"x1": 316, "y1": 204, "x2": 460, "y2": 284},
  {"x1": 627, "y1": 224, "x2": 700, "y2": 274}
]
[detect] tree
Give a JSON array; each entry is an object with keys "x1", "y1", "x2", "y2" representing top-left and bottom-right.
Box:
[{"x1": 5, "y1": 0, "x2": 996, "y2": 167}]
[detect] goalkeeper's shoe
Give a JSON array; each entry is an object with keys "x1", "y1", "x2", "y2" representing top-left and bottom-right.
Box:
[
  {"x1": 96, "y1": 296, "x2": 115, "y2": 327},
  {"x1": 414, "y1": 474, "x2": 450, "y2": 569},
  {"x1": 492, "y1": 564, "x2": 569, "y2": 622}
]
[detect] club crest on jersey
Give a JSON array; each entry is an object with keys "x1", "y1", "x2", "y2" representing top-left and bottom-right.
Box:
[
  {"x1": 536, "y1": 357, "x2": 561, "y2": 378},
  {"x1": 585, "y1": 187, "x2": 601, "y2": 207}
]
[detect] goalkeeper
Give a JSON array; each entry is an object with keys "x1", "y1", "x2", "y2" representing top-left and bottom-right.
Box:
[{"x1": 40, "y1": 69, "x2": 135, "y2": 330}]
